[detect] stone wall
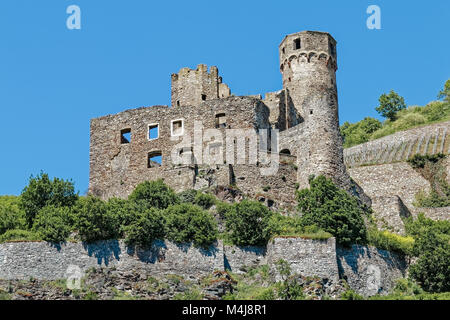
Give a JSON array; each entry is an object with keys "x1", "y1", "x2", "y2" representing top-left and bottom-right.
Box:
[
  {"x1": 267, "y1": 237, "x2": 339, "y2": 281},
  {"x1": 0, "y1": 238, "x2": 408, "y2": 297},
  {"x1": 337, "y1": 245, "x2": 408, "y2": 296},
  {"x1": 344, "y1": 121, "x2": 450, "y2": 168}
]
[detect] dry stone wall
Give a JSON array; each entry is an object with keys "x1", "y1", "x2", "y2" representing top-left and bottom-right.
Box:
[
  {"x1": 344, "y1": 121, "x2": 450, "y2": 168},
  {"x1": 0, "y1": 238, "x2": 407, "y2": 296}
]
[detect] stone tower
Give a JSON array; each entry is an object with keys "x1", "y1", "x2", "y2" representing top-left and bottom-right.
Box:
[
  {"x1": 279, "y1": 31, "x2": 353, "y2": 192},
  {"x1": 171, "y1": 64, "x2": 231, "y2": 107}
]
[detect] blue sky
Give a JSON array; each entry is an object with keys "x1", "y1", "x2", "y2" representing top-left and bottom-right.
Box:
[{"x1": 0, "y1": 0, "x2": 449, "y2": 195}]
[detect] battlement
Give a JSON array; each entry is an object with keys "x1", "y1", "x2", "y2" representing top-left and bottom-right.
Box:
[{"x1": 171, "y1": 64, "x2": 231, "y2": 107}]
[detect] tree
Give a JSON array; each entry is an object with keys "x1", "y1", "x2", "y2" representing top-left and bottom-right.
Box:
[
  {"x1": 225, "y1": 200, "x2": 272, "y2": 246},
  {"x1": 165, "y1": 203, "x2": 218, "y2": 248},
  {"x1": 128, "y1": 179, "x2": 179, "y2": 210},
  {"x1": 124, "y1": 208, "x2": 166, "y2": 248},
  {"x1": 405, "y1": 214, "x2": 450, "y2": 293},
  {"x1": 297, "y1": 175, "x2": 368, "y2": 246},
  {"x1": 20, "y1": 172, "x2": 78, "y2": 227},
  {"x1": 32, "y1": 206, "x2": 72, "y2": 243},
  {"x1": 375, "y1": 90, "x2": 406, "y2": 121},
  {"x1": 73, "y1": 196, "x2": 120, "y2": 242},
  {"x1": 437, "y1": 79, "x2": 450, "y2": 103},
  {"x1": 0, "y1": 196, "x2": 26, "y2": 234}
]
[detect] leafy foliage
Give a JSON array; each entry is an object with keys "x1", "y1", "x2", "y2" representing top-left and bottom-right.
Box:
[
  {"x1": 405, "y1": 214, "x2": 450, "y2": 293},
  {"x1": 128, "y1": 179, "x2": 179, "y2": 210},
  {"x1": 224, "y1": 200, "x2": 272, "y2": 246},
  {"x1": 367, "y1": 228, "x2": 414, "y2": 255},
  {"x1": 194, "y1": 192, "x2": 216, "y2": 210},
  {"x1": 438, "y1": 79, "x2": 450, "y2": 103},
  {"x1": 0, "y1": 196, "x2": 26, "y2": 234},
  {"x1": 296, "y1": 175, "x2": 368, "y2": 246},
  {"x1": 340, "y1": 117, "x2": 382, "y2": 148},
  {"x1": 407, "y1": 153, "x2": 446, "y2": 169},
  {"x1": 375, "y1": 90, "x2": 406, "y2": 121},
  {"x1": 20, "y1": 172, "x2": 78, "y2": 227},
  {"x1": 165, "y1": 203, "x2": 218, "y2": 248},
  {"x1": 177, "y1": 189, "x2": 198, "y2": 204},
  {"x1": 124, "y1": 208, "x2": 166, "y2": 248},
  {"x1": 73, "y1": 196, "x2": 121, "y2": 242},
  {"x1": 0, "y1": 229, "x2": 41, "y2": 243},
  {"x1": 32, "y1": 206, "x2": 72, "y2": 243}
]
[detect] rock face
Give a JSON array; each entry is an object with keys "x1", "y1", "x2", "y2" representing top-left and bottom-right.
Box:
[{"x1": 0, "y1": 238, "x2": 407, "y2": 298}]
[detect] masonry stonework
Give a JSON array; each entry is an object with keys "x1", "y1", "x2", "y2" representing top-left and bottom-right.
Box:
[{"x1": 89, "y1": 30, "x2": 360, "y2": 206}]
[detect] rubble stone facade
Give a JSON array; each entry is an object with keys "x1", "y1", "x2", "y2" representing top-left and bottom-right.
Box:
[{"x1": 89, "y1": 31, "x2": 357, "y2": 206}]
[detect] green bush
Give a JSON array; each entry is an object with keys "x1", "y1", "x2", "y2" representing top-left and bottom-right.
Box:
[
  {"x1": 268, "y1": 213, "x2": 332, "y2": 240},
  {"x1": 341, "y1": 117, "x2": 382, "y2": 148},
  {"x1": 0, "y1": 229, "x2": 41, "y2": 243},
  {"x1": 165, "y1": 203, "x2": 218, "y2": 248},
  {"x1": 407, "y1": 153, "x2": 446, "y2": 169},
  {"x1": 20, "y1": 172, "x2": 78, "y2": 227},
  {"x1": 225, "y1": 200, "x2": 272, "y2": 246},
  {"x1": 367, "y1": 228, "x2": 414, "y2": 255},
  {"x1": 0, "y1": 196, "x2": 26, "y2": 234},
  {"x1": 73, "y1": 196, "x2": 120, "y2": 242},
  {"x1": 297, "y1": 175, "x2": 368, "y2": 246},
  {"x1": 405, "y1": 214, "x2": 450, "y2": 293},
  {"x1": 177, "y1": 189, "x2": 198, "y2": 204},
  {"x1": 124, "y1": 208, "x2": 166, "y2": 248},
  {"x1": 194, "y1": 192, "x2": 216, "y2": 210},
  {"x1": 32, "y1": 206, "x2": 72, "y2": 243},
  {"x1": 128, "y1": 179, "x2": 179, "y2": 210}
]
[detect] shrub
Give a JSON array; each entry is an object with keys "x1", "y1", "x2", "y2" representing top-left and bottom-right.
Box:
[
  {"x1": 225, "y1": 200, "x2": 272, "y2": 246},
  {"x1": 124, "y1": 208, "x2": 166, "y2": 248},
  {"x1": 367, "y1": 228, "x2": 414, "y2": 255},
  {"x1": 32, "y1": 206, "x2": 72, "y2": 243},
  {"x1": 407, "y1": 153, "x2": 445, "y2": 169},
  {"x1": 105, "y1": 198, "x2": 143, "y2": 235},
  {"x1": 405, "y1": 214, "x2": 450, "y2": 293},
  {"x1": 0, "y1": 229, "x2": 41, "y2": 243},
  {"x1": 73, "y1": 196, "x2": 120, "y2": 242},
  {"x1": 297, "y1": 175, "x2": 368, "y2": 246},
  {"x1": 177, "y1": 189, "x2": 198, "y2": 204},
  {"x1": 128, "y1": 179, "x2": 179, "y2": 210},
  {"x1": 20, "y1": 172, "x2": 78, "y2": 227},
  {"x1": 340, "y1": 117, "x2": 382, "y2": 148},
  {"x1": 194, "y1": 192, "x2": 216, "y2": 210},
  {"x1": 165, "y1": 203, "x2": 218, "y2": 248},
  {"x1": 0, "y1": 196, "x2": 26, "y2": 234}
]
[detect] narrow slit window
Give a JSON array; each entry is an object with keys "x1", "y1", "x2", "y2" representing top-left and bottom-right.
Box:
[
  {"x1": 176, "y1": 100, "x2": 180, "y2": 107},
  {"x1": 148, "y1": 124, "x2": 159, "y2": 140},
  {"x1": 215, "y1": 113, "x2": 226, "y2": 128},
  {"x1": 120, "y1": 128, "x2": 131, "y2": 144},
  {"x1": 171, "y1": 119, "x2": 184, "y2": 136},
  {"x1": 201, "y1": 94, "x2": 207, "y2": 101},
  {"x1": 294, "y1": 38, "x2": 301, "y2": 50},
  {"x1": 147, "y1": 151, "x2": 162, "y2": 168}
]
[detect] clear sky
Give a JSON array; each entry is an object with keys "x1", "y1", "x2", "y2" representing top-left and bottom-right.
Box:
[{"x1": 0, "y1": 0, "x2": 449, "y2": 195}]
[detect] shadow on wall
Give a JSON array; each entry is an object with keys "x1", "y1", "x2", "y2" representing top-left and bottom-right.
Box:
[{"x1": 83, "y1": 240, "x2": 121, "y2": 266}]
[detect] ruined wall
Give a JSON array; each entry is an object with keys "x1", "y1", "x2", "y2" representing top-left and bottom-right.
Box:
[
  {"x1": 170, "y1": 64, "x2": 230, "y2": 107},
  {"x1": 337, "y1": 245, "x2": 408, "y2": 297},
  {"x1": 89, "y1": 97, "x2": 271, "y2": 199},
  {"x1": 344, "y1": 121, "x2": 450, "y2": 168}
]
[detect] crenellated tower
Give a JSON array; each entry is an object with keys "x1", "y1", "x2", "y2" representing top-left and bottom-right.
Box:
[
  {"x1": 171, "y1": 64, "x2": 231, "y2": 107},
  {"x1": 279, "y1": 31, "x2": 354, "y2": 193}
]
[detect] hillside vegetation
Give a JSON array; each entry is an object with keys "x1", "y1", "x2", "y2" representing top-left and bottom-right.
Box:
[{"x1": 341, "y1": 80, "x2": 450, "y2": 148}]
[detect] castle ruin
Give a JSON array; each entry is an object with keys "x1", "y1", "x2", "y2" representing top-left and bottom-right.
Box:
[{"x1": 89, "y1": 31, "x2": 362, "y2": 209}]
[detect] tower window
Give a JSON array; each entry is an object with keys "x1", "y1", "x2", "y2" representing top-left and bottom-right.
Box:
[
  {"x1": 201, "y1": 94, "x2": 207, "y2": 101},
  {"x1": 147, "y1": 151, "x2": 162, "y2": 168},
  {"x1": 148, "y1": 123, "x2": 159, "y2": 140},
  {"x1": 215, "y1": 113, "x2": 227, "y2": 128},
  {"x1": 171, "y1": 119, "x2": 184, "y2": 136},
  {"x1": 282, "y1": 47, "x2": 285, "y2": 54},
  {"x1": 310, "y1": 110, "x2": 313, "y2": 115},
  {"x1": 294, "y1": 38, "x2": 301, "y2": 50},
  {"x1": 120, "y1": 128, "x2": 131, "y2": 144},
  {"x1": 330, "y1": 43, "x2": 336, "y2": 56},
  {"x1": 176, "y1": 100, "x2": 180, "y2": 107}
]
